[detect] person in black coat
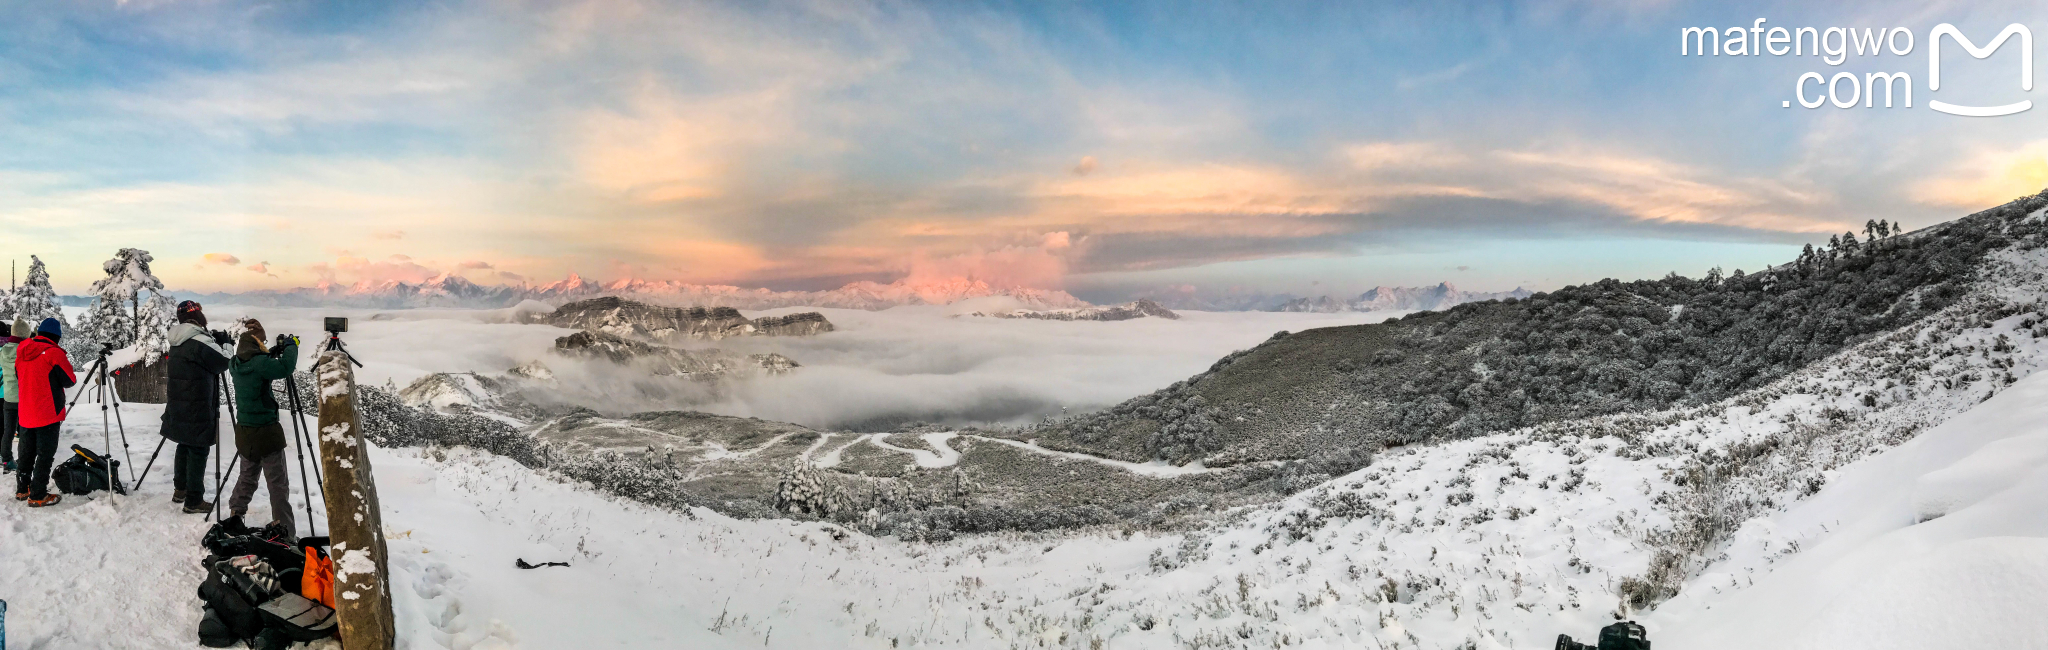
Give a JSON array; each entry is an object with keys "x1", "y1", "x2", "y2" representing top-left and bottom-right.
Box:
[{"x1": 160, "y1": 300, "x2": 232, "y2": 513}]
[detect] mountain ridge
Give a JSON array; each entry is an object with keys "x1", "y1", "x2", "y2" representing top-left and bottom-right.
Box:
[
  {"x1": 182, "y1": 273, "x2": 1090, "y2": 311},
  {"x1": 1274, "y1": 282, "x2": 1533, "y2": 312},
  {"x1": 1012, "y1": 193, "x2": 2048, "y2": 472}
]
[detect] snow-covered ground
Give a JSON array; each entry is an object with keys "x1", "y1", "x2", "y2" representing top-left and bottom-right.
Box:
[
  {"x1": 6, "y1": 325, "x2": 2048, "y2": 648},
  {"x1": 9, "y1": 247, "x2": 2048, "y2": 648},
  {"x1": 1651, "y1": 376, "x2": 2048, "y2": 649}
]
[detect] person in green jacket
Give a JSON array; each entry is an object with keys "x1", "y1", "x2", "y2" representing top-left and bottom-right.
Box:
[
  {"x1": 1, "y1": 317, "x2": 25, "y2": 474},
  {"x1": 227, "y1": 319, "x2": 299, "y2": 535}
]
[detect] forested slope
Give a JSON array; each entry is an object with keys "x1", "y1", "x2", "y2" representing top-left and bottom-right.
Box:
[{"x1": 1017, "y1": 192, "x2": 2048, "y2": 474}]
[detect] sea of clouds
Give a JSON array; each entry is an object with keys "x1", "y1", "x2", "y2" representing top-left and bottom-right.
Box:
[{"x1": 208, "y1": 300, "x2": 1405, "y2": 431}]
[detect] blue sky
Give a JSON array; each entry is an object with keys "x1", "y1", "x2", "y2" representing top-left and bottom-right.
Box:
[{"x1": 0, "y1": 0, "x2": 2043, "y2": 299}]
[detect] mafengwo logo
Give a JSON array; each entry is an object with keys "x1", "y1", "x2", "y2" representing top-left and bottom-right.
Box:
[{"x1": 1680, "y1": 21, "x2": 2033, "y2": 116}]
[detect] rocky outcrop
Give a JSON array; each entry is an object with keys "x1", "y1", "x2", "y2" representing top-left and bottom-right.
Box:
[
  {"x1": 967, "y1": 299, "x2": 1181, "y2": 321},
  {"x1": 399, "y1": 371, "x2": 515, "y2": 412},
  {"x1": 553, "y1": 330, "x2": 798, "y2": 378},
  {"x1": 537, "y1": 296, "x2": 834, "y2": 343}
]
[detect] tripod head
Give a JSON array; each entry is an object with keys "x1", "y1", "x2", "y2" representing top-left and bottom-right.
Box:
[{"x1": 324, "y1": 331, "x2": 363, "y2": 368}]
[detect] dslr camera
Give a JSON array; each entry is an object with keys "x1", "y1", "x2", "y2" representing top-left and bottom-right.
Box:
[{"x1": 1555, "y1": 620, "x2": 1649, "y2": 650}]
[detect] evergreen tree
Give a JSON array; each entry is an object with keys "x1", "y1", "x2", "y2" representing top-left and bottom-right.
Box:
[
  {"x1": 134, "y1": 290, "x2": 177, "y2": 360},
  {"x1": 82, "y1": 248, "x2": 163, "y2": 350},
  {"x1": 12, "y1": 255, "x2": 65, "y2": 326}
]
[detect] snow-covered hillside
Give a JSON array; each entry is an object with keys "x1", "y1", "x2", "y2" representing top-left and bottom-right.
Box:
[{"x1": 8, "y1": 242, "x2": 2048, "y2": 649}]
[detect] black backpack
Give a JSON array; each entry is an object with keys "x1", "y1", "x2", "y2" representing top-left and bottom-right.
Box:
[
  {"x1": 1598, "y1": 621, "x2": 1650, "y2": 650},
  {"x1": 51, "y1": 445, "x2": 125, "y2": 496},
  {"x1": 196, "y1": 554, "x2": 334, "y2": 646},
  {"x1": 1555, "y1": 621, "x2": 1650, "y2": 650},
  {"x1": 203, "y1": 516, "x2": 306, "y2": 572}
]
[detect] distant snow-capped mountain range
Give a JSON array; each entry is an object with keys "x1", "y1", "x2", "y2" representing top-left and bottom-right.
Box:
[
  {"x1": 171, "y1": 274, "x2": 1523, "y2": 312},
  {"x1": 1131, "y1": 282, "x2": 1531, "y2": 312},
  {"x1": 175, "y1": 273, "x2": 1090, "y2": 311}
]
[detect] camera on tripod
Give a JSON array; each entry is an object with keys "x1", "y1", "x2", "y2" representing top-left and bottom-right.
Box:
[{"x1": 320, "y1": 316, "x2": 362, "y2": 368}]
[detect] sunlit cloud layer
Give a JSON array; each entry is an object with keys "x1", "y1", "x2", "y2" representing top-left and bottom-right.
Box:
[{"x1": 0, "y1": 0, "x2": 2043, "y2": 296}]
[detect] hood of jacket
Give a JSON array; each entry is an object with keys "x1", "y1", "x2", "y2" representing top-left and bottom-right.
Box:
[
  {"x1": 19, "y1": 335, "x2": 61, "y2": 361},
  {"x1": 168, "y1": 322, "x2": 209, "y2": 348}
]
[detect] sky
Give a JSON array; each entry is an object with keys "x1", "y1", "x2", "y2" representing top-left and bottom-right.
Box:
[{"x1": 1, "y1": 0, "x2": 2044, "y2": 300}]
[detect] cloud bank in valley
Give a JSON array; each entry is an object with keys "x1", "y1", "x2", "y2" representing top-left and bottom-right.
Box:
[{"x1": 215, "y1": 303, "x2": 1405, "y2": 431}]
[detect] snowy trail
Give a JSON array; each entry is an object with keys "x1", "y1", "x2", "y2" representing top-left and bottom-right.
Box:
[
  {"x1": 695, "y1": 431, "x2": 798, "y2": 462},
  {"x1": 964, "y1": 435, "x2": 1232, "y2": 477},
  {"x1": 864, "y1": 432, "x2": 961, "y2": 468},
  {"x1": 811, "y1": 434, "x2": 869, "y2": 468},
  {"x1": 815, "y1": 430, "x2": 1233, "y2": 476},
  {"x1": 800, "y1": 432, "x2": 835, "y2": 460}
]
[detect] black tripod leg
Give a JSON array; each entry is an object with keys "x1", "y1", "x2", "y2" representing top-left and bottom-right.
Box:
[
  {"x1": 287, "y1": 381, "x2": 325, "y2": 489},
  {"x1": 106, "y1": 365, "x2": 132, "y2": 484},
  {"x1": 133, "y1": 437, "x2": 168, "y2": 489},
  {"x1": 206, "y1": 454, "x2": 239, "y2": 522},
  {"x1": 286, "y1": 386, "x2": 317, "y2": 538},
  {"x1": 214, "y1": 375, "x2": 225, "y2": 519}
]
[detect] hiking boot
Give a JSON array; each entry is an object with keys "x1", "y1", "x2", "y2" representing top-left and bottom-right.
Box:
[
  {"x1": 172, "y1": 489, "x2": 186, "y2": 503},
  {"x1": 27, "y1": 494, "x2": 61, "y2": 507},
  {"x1": 2, "y1": 459, "x2": 15, "y2": 473},
  {"x1": 13, "y1": 491, "x2": 26, "y2": 501},
  {"x1": 183, "y1": 498, "x2": 215, "y2": 514}
]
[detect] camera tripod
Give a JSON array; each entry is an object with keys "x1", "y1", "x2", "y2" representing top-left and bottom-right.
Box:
[
  {"x1": 200, "y1": 348, "x2": 329, "y2": 541},
  {"x1": 324, "y1": 330, "x2": 362, "y2": 368},
  {"x1": 61, "y1": 344, "x2": 134, "y2": 492}
]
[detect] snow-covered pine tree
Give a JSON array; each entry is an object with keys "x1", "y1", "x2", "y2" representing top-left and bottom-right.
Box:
[
  {"x1": 12, "y1": 255, "x2": 65, "y2": 327},
  {"x1": 134, "y1": 290, "x2": 177, "y2": 359},
  {"x1": 82, "y1": 248, "x2": 164, "y2": 350}
]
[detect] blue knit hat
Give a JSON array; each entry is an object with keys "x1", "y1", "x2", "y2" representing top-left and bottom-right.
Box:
[{"x1": 36, "y1": 318, "x2": 61, "y2": 336}]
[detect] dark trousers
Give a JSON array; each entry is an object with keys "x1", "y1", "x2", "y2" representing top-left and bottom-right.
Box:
[
  {"x1": 15, "y1": 423, "x2": 61, "y2": 499},
  {"x1": 1, "y1": 401, "x2": 16, "y2": 466},
  {"x1": 229, "y1": 449, "x2": 294, "y2": 533},
  {"x1": 173, "y1": 443, "x2": 210, "y2": 503}
]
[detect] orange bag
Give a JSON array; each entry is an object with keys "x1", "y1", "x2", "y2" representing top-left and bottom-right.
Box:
[{"x1": 302, "y1": 547, "x2": 336, "y2": 609}]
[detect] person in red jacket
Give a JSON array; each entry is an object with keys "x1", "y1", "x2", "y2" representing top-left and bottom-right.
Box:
[{"x1": 15, "y1": 318, "x2": 76, "y2": 507}]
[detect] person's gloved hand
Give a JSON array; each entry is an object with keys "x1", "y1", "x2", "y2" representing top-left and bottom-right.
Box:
[
  {"x1": 210, "y1": 330, "x2": 231, "y2": 346},
  {"x1": 275, "y1": 334, "x2": 300, "y2": 349}
]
